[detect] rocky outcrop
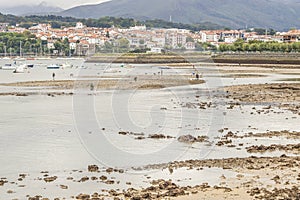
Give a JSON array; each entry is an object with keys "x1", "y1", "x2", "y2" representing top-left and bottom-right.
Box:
[{"x1": 178, "y1": 135, "x2": 209, "y2": 143}]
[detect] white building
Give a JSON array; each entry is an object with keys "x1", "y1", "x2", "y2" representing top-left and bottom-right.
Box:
[
  {"x1": 129, "y1": 25, "x2": 147, "y2": 31},
  {"x1": 75, "y1": 22, "x2": 84, "y2": 29}
]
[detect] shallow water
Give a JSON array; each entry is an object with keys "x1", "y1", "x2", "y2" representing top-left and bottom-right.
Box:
[{"x1": 0, "y1": 58, "x2": 299, "y2": 198}]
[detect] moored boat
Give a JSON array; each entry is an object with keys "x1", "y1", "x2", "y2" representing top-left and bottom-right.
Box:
[
  {"x1": 2, "y1": 63, "x2": 16, "y2": 70},
  {"x1": 13, "y1": 64, "x2": 27, "y2": 73},
  {"x1": 47, "y1": 64, "x2": 60, "y2": 69}
]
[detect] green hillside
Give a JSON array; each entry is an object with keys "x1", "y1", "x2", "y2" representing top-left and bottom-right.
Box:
[{"x1": 60, "y1": 0, "x2": 300, "y2": 30}]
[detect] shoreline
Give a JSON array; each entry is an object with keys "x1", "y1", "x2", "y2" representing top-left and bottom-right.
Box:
[
  {"x1": 0, "y1": 75, "x2": 205, "y2": 91},
  {"x1": 10, "y1": 155, "x2": 297, "y2": 200},
  {"x1": 85, "y1": 53, "x2": 300, "y2": 65}
]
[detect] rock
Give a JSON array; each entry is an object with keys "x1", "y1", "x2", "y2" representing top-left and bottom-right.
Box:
[
  {"x1": 0, "y1": 180, "x2": 7, "y2": 186},
  {"x1": 148, "y1": 134, "x2": 166, "y2": 139},
  {"x1": 28, "y1": 196, "x2": 42, "y2": 200},
  {"x1": 44, "y1": 176, "x2": 57, "y2": 183},
  {"x1": 197, "y1": 136, "x2": 209, "y2": 142},
  {"x1": 135, "y1": 136, "x2": 145, "y2": 140},
  {"x1": 178, "y1": 135, "x2": 197, "y2": 143},
  {"x1": 76, "y1": 193, "x2": 90, "y2": 200},
  {"x1": 168, "y1": 188, "x2": 185, "y2": 197},
  {"x1": 88, "y1": 165, "x2": 99, "y2": 172},
  {"x1": 118, "y1": 131, "x2": 128, "y2": 135},
  {"x1": 131, "y1": 197, "x2": 141, "y2": 200},
  {"x1": 105, "y1": 180, "x2": 115, "y2": 184},
  {"x1": 60, "y1": 185, "x2": 68, "y2": 189},
  {"x1": 79, "y1": 177, "x2": 89, "y2": 182},
  {"x1": 19, "y1": 174, "x2": 27, "y2": 178},
  {"x1": 91, "y1": 176, "x2": 98, "y2": 181},
  {"x1": 100, "y1": 175, "x2": 108, "y2": 181},
  {"x1": 105, "y1": 168, "x2": 114, "y2": 173}
]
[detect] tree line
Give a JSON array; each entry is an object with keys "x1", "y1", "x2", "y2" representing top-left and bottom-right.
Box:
[
  {"x1": 0, "y1": 13, "x2": 223, "y2": 31},
  {"x1": 0, "y1": 32, "x2": 73, "y2": 56},
  {"x1": 0, "y1": 31, "x2": 42, "y2": 56},
  {"x1": 219, "y1": 39, "x2": 300, "y2": 52}
]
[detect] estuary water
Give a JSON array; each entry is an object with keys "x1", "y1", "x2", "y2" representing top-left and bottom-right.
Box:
[{"x1": 0, "y1": 58, "x2": 299, "y2": 199}]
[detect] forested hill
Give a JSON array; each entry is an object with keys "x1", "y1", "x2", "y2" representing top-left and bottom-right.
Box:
[
  {"x1": 0, "y1": 14, "x2": 223, "y2": 31},
  {"x1": 60, "y1": 0, "x2": 300, "y2": 31}
]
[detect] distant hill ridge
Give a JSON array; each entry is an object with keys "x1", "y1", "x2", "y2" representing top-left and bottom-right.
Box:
[
  {"x1": 0, "y1": 1, "x2": 63, "y2": 16},
  {"x1": 60, "y1": 0, "x2": 300, "y2": 30}
]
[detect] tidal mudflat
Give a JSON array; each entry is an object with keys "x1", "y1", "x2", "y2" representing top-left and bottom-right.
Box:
[{"x1": 0, "y1": 59, "x2": 299, "y2": 199}]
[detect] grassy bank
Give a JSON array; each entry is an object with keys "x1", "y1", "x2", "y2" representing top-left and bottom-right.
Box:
[
  {"x1": 213, "y1": 53, "x2": 300, "y2": 65},
  {"x1": 86, "y1": 52, "x2": 300, "y2": 65},
  {"x1": 86, "y1": 53, "x2": 211, "y2": 63}
]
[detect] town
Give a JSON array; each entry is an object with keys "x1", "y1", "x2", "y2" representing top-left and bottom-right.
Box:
[{"x1": 1, "y1": 21, "x2": 300, "y2": 56}]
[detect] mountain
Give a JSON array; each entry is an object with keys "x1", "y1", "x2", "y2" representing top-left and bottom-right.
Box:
[
  {"x1": 0, "y1": 2, "x2": 63, "y2": 16},
  {"x1": 60, "y1": 0, "x2": 300, "y2": 30}
]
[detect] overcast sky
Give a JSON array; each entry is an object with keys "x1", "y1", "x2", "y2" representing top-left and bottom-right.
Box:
[{"x1": 0, "y1": 0, "x2": 110, "y2": 9}]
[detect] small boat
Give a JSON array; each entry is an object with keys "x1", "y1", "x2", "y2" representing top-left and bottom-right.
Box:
[
  {"x1": 47, "y1": 64, "x2": 60, "y2": 69},
  {"x1": 158, "y1": 66, "x2": 171, "y2": 70},
  {"x1": 13, "y1": 64, "x2": 27, "y2": 73},
  {"x1": 2, "y1": 63, "x2": 16, "y2": 70},
  {"x1": 104, "y1": 68, "x2": 119, "y2": 73},
  {"x1": 61, "y1": 62, "x2": 72, "y2": 69}
]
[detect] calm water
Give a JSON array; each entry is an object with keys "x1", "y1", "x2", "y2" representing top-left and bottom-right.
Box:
[{"x1": 0, "y1": 58, "x2": 299, "y2": 199}]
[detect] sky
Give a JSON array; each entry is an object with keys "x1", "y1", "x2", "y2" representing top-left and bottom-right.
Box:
[{"x1": 0, "y1": 0, "x2": 110, "y2": 9}]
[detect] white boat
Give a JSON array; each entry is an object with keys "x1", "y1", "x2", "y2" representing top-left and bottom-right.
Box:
[
  {"x1": 104, "y1": 68, "x2": 119, "y2": 73},
  {"x1": 47, "y1": 64, "x2": 60, "y2": 69},
  {"x1": 13, "y1": 64, "x2": 27, "y2": 73},
  {"x1": 2, "y1": 63, "x2": 16, "y2": 70},
  {"x1": 61, "y1": 62, "x2": 72, "y2": 69}
]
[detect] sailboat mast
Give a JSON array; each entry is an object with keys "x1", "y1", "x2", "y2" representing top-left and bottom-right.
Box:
[{"x1": 19, "y1": 41, "x2": 22, "y2": 57}]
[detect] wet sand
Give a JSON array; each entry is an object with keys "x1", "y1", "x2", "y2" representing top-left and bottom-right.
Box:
[
  {"x1": 0, "y1": 61, "x2": 299, "y2": 200},
  {"x1": 0, "y1": 75, "x2": 205, "y2": 91},
  {"x1": 223, "y1": 83, "x2": 300, "y2": 103},
  {"x1": 12, "y1": 155, "x2": 298, "y2": 200}
]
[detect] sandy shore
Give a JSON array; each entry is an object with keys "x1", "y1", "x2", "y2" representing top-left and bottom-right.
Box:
[
  {"x1": 18, "y1": 155, "x2": 298, "y2": 200},
  {"x1": 0, "y1": 128, "x2": 294, "y2": 200},
  {"x1": 0, "y1": 75, "x2": 204, "y2": 92},
  {"x1": 1, "y1": 62, "x2": 299, "y2": 200}
]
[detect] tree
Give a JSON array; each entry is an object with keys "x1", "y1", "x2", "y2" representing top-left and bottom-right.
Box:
[
  {"x1": 186, "y1": 36, "x2": 194, "y2": 43},
  {"x1": 103, "y1": 41, "x2": 113, "y2": 52},
  {"x1": 233, "y1": 38, "x2": 244, "y2": 51},
  {"x1": 139, "y1": 39, "x2": 145, "y2": 45},
  {"x1": 117, "y1": 38, "x2": 130, "y2": 52},
  {"x1": 54, "y1": 40, "x2": 63, "y2": 54}
]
